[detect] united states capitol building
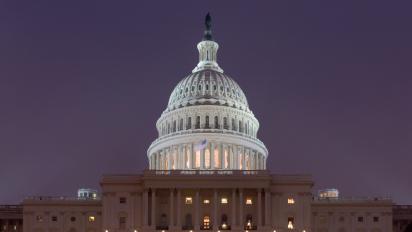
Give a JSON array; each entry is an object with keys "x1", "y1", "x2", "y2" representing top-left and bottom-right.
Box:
[{"x1": 22, "y1": 14, "x2": 395, "y2": 232}]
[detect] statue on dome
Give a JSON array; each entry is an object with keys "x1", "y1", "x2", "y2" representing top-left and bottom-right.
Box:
[{"x1": 203, "y1": 13, "x2": 213, "y2": 41}]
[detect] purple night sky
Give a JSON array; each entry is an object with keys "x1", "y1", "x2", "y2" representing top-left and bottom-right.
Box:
[{"x1": 1, "y1": 1, "x2": 411, "y2": 204}]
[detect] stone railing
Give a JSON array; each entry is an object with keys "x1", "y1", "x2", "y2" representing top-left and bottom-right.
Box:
[
  {"x1": 24, "y1": 196, "x2": 101, "y2": 201},
  {"x1": 144, "y1": 169, "x2": 269, "y2": 176}
]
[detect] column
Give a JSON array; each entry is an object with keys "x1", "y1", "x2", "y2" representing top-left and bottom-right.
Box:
[
  {"x1": 195, "y1": 190, "x2": 200, "y2": 230},
  {"x1": 200, "y1": 147, "x2": 205, "y2": 169},
  {"x1": 151, "y1": 189, "x2": 156, "y2": 228},
  {"x1": 219, "y1": 144, "x2": 224, "y2": 169},
  {"x1": 168, "y1": 149, "x2": 172, "y2": 170},
  {"x1": 231, "y1": 146, "x2": 235, "y2": 169},
  {"x1": 143, "y1": 190, "x2": 149, "y2": 227},
  {"x1": 170, "y1": 189, "x2": 174, "y2": 228},
  {"x1": 239, "y1": 189, "x2": 243, "y2": 227},
  {"x1": 213, "y1": 189, "x2": 218, "y2": 229},
  {"x1": 231, "y1": 189, "x2": 236, "y2": 226},
  {"x1": 264, "y1": 189, "x2": 271, "y2": 227},
  {"x1": 191, "y1": 144, "x2": 195, "y2": 169},
  {"x1": 219, "y1": 144, "x2": 225, "y2": 169},
  {"x1": 242, "y1": 149, "x2": 246, "y2": 170},
  {"x1": 210, "y1": 143, "x2": 215, "y2": 169},
  {"x1": 235, "y1": 147, "x2": 239, "y2": 169},
  {"x1": 177, "y1": 189, "x2": 182, "y2": 228},
  {"x1": 258, "y1": 189, "x2": 262, "y2": 227},
  {"x1": 180, "y1": 145, "x2": 184, "y2": 169}
]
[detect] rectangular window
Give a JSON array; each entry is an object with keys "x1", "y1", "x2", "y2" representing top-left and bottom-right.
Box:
[
  {"x1": 185, "y1": 197, "x2": 193, "y2": 204},
  {"x1": 213, "y1": 147, "x2": 220, "y2": 168},
  {"x1": 221, "y1": 197, "x2": 228, "y2": 204},
  {"x1": 245, "y1": 197, "x2": 253, "y2": 205},
  {"x1": 288, "y1": 217, "x2": 294, "y2": 229},
  {"x1": 205, "y1": 148, "x2": 211, "y2": 168},
  {"x1": 119, "y1": 197, "x2": 126, "y2": 204},
  {"x1": 224, "y1": 149, "x2": 229, "y2": 168},
  {"x1": 88, "y1": 216, "x2": 95, "y2": 222},
  {"x1": 36, "y1": 216, "x2": 43, "y2": 222},
  {"x1": 119, "y1": 217, "x2": 126, "y2": 229},
  {"x1": 51, "y1": 216, "x2": 57, "y2": 222},
  {"x1": 195, "y1": 150, "x2": 201, "y2": 168},
  {"x1": 287, "y1": 198, "x2": 295, "y2": 204},
  {"x1": 358, "y1": 216, "x2": 364, "y2": 222},
  {"x1": 203, "y1": 199, "x2": 210, "y2": 204},
  {"x1": 373, "y1": 216, "x2": 379, "y2": 222}
]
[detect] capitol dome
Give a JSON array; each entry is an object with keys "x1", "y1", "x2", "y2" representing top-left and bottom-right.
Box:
[
  {"x1": 147, "y1": 13, "x2": 268, "y2": 171},
  {"x1": 166, "y1": 70, "x2": 250, "y2": 113}
]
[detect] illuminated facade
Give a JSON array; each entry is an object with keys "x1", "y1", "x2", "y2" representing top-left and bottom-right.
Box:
[{"x1": 22, "y1": 14, "x2": 394, "y2": 232}]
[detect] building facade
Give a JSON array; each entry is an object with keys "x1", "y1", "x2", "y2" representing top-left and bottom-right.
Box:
[
  {"x1": 0, "y1": 205, "x2": 23, "y2": 232},
  {"x1": 22, "y1": 14, "x2": 394, "y2": 232}
]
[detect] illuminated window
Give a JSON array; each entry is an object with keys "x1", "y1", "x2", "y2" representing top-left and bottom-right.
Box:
[
  {"x1": 195, "y1": 150, "x2": 201, "y2": 168},
  {"x1": 224, "y1": 149, "x2": 229, "y2": 168},
  {"x1": 172, "y1": 152, "x2": 177, "y2": 170},
  {"x1": 245, "y1": 154, "x2": 251, "y2": 170},
  {"x1": 185, "y1": 149, "x2": 190, "y2": 168},
  {"x1": 287, "y1": 198, "x2": 295, "y2": 204},
  {"x1": 203, "y1": 199, "x2": 210, "y2": 204},
  {"x1": 36, "y1": 215, "x2": 43, "y2": 222},
  {"x1": 214, "y1": 148, "x2": 220, "y2": 168},
  {"x1": 245, "y1": 198, "x2": 253, "y2": 205},
  {"x1": 185, "y1": 197, "x2": 193, "y2": 204},
  {"x1": 205, "y1": 149, "x2": 211, "y2": 168},
  {"x1": 88, "y1": 216, "x2": 95, "y2": 222},
  {"x1": 221, "y1": 198, "x2": 228, "y2": 204},
  {"x1": 203, "y1": 215, "x2": 210, "y2": 229},
  {"x1": 287, "y1": 217, "x2": 294, "y2": 229}
]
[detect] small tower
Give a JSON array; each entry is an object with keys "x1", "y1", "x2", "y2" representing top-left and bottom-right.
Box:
[{"x1": 192, "y1": 13, "x2": 223, "y2": 73}]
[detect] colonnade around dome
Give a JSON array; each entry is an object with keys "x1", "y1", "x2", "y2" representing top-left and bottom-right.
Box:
[{"x1": 149, "y1": 142, "x2": 266, "y2": 170}]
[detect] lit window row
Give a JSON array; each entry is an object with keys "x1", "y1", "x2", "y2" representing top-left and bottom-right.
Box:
[
  {"x1": 185, "y1": 197, "x2": 254, "y2": 205},
  {"x1": 36, "y1": 215, "x2": 95, "y2": 222}
]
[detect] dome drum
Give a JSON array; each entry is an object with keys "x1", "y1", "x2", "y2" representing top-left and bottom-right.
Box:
[
  {"x1": 147, "y1": 133, "x2": 267, "y2": 171},
  {"x1": 156, "y1": 105, "x2": 259, "y2": 139}
]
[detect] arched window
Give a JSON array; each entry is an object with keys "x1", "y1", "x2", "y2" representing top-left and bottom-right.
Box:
[
  {"x1": 239, "y1": 121, "x2": 243, "y2": 132},
  {"x1": 205, "y1": 116, "x2": 210, "y2": 129},
  {"x1": 214, "y1": 116, "x2": 219, "y2": 129},
  {"x1": 232, "y1": 118, "x2": 236, "y2": 131},
  {"x1": 195, "y1": 116, "x2": 200, "y2": 129},
  {"x1": 173, "y1": 120, "x2": 176, "y2": 132},
  {"x1": 187, "y1": 117, "x2": 192, "y2": 129},
  {"x1": 179, "y1": 118, "x2": 183, "y2": 131},
  {"x1": 223, "y1": 117, "x2": 228, "y2": 129}
]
